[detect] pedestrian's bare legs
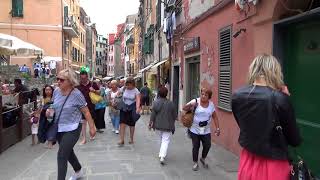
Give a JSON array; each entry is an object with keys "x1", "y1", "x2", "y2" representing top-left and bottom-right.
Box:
[
  {"x1": 47, "y1": 141, "x2": 53, "y2": 149},
  {"x1": 146, "y1": 105, "x2": 150, "y2": 114},
  {"x1": 118, "y1": 123, "x2": 125, "y2": 145},
  {"x1": 129, "y1": 126, "x2": 135, "y2": 144},
  {"x1": 80, "y1": 120, "x2": 87, "y2": 144},
  {"x1": 31, "y1": 135, "x2": 36, "y2": 146}
]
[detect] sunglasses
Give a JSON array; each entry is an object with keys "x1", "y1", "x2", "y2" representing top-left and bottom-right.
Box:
[{"x1": 56, "y1": 77, "x2": 66, "y2": 82}]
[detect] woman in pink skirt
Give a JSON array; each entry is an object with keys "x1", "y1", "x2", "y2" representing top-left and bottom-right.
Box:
[{"x1": 231, "y1": 54, "x2": 301, "y2": 180}]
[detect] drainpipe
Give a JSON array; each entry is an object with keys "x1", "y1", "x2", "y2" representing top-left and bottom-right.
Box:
[
  {"x1": 157, "y1": 30, "x2": 161, "y2": 87},
  {"x1": 61, "y1": 0, "x2": 64, "y2": 70}
]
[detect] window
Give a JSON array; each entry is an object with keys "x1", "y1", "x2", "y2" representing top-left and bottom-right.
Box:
[
  {"x1": 156, "y1": 0, "x2": 161, "y2": 30},
  {"x1": 12, "y1": 0, "x2": 23, "y2": 17},
  {"x1": 218, "y1": 26, "x2": 232, "y2": 111},
  {"x1": 175, "y1": 0, "x2": 183, "y2": 14},
  {"x1": 77, "y1": 49, "x2": 79, "y2": 62}
]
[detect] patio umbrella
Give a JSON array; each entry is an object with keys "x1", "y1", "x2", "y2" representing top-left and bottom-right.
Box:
[{"x1": 0, "y1": 33, "x2": 44, "y2": 56}]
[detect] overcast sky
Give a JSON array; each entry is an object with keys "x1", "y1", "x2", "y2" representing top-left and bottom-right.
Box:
[{"x1": 80, "y1": 0, "x2": 139, "y2": 36}]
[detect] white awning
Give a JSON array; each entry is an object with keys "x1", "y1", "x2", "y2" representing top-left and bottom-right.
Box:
[
  {"x1": 134, "y1": 73, "x2": 142, "y2": 79},
  {"x1": 102, "y1": 76, "x2": 113, "y2": 81},
  {"x1": 151, "y1": 59, "x2": 168, "y2": 69},
  {"x1": 75, "y1": 71, "x2": 80, "y2": 74},
  {"x1": 0, "y1": 33, "x2": 44, "y2": 56},
  {"x1": 139, "y1": 63, "x2": 154, "y2": 73},
  {"x1": 41, "y1": 56, "x2": 62, "y2": 63}
]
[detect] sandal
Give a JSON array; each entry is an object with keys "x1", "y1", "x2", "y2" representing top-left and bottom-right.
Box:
[
  {"x1": 118, "y1": 141, "x2": 124, "y2": 147},
  {"x1": 128, "y1": 141, "x2": 134, "y2": 144}
]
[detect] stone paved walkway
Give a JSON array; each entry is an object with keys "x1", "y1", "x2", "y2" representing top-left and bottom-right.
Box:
[{"x1": 0, "y1": 114, "x2": 238, "y2": 180}]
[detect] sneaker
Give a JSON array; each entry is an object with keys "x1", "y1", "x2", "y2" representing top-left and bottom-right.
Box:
[
  {"x1": 159, "y1": 157, "x2": 165, "y2": 165},
  {"x1": 115, "y1": 130, "x2": 119, "y2": 134},
  {"x1": 192, "y1": 163, "x2": 199, "y2": 171},
  {"x1": 97, "y1": 129, "x2": 104, "y2": 133},
  {"x1": 200, "y1": 158, "x2": 209, "y2": 169},
  {"x1": 112, "y1": 129, "x2": 115, "y2": 132},
  {"x1": 68, "y1": 169, "x2": 83, "y2": 180}
]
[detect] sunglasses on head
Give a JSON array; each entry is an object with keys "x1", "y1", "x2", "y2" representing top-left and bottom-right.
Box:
[{"x1": 56, "y1": 77, "x2": 66, "y2": 82}]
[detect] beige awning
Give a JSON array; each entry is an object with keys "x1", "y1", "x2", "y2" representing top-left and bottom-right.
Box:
[
  {"x1": 139, "y1": 63, "x2": 154, "y2": 73},
  {"x1": 151, "y1": 59, "x2": 168, "y2": 69}
]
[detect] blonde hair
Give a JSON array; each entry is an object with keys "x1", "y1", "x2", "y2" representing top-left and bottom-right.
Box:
[
  {"x1": 58, "y1": 69, "x2": 79, "y2": 87},
  {"x1": 110, "y1": 80, "x2": 118, "y2": 85},
  {"x1": 248, "y1": 54, "x2": 284, "y2": 90}
]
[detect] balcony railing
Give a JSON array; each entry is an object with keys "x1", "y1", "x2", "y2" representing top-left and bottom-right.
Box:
[{"x1": 63, "y1": 16, "x2": 79, "y2": 38}]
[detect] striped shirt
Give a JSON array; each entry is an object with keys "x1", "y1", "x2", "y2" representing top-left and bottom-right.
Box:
[{"x1": 52, "y1": 88, "x2": 87, "y2": 132}]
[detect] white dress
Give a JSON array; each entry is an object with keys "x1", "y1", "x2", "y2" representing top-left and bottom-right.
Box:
[{"x1": 31, "y1": 123, "x2": 38, "y2": 134}]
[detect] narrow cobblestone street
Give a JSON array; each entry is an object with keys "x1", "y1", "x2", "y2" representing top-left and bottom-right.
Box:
[{"x1": 0, "y1": 114, "x2": 238, "y2": 180}]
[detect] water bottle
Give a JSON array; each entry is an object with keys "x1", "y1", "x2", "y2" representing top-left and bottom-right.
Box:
[{"x1": 47, "y1": 104, "x2": 54, "y2": 123}]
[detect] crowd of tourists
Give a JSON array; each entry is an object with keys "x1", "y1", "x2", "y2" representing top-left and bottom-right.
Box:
[{"x1": 27, "y1": 53, "x2": 302, "y2": 180}]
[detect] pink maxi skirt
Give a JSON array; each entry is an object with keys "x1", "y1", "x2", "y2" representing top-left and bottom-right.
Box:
[{"x1": 238, "y1": 149, "x2": 290, "y2": 180}]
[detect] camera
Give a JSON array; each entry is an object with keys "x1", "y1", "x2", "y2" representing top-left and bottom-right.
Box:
[{"x1": 199, "y1": 121, "x2": 208, "y2": 127}]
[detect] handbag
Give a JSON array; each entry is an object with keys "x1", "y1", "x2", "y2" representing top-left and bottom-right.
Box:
[
  {"x1": 46, "y1": 89, "x2": 73, "y2": 142},
  {"x1": 30, "y1": 116, "x2": 39, "y2": 124},
  {"x1": 130, "y1": 103, "x2": 141, "y2": 122},
  {"x1": 89, "y1": 82, "x2": 103, "y2": 104},
  {"x1": 271, "y1": 92, "x2": 315, "y2": 180},
  {"x1": 181, "y1": 98, "x2": 198, "y2": 128}
]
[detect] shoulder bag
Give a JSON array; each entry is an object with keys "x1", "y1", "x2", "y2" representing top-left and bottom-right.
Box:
[
  {"x1": 89, "y1": 82, "x2": 103, "y2": 104},
  {"x1": 271, "y1": 91, "x2": 315, "y2": 180},
  {"x1": 46, "y1": 89, "x2": 73, "y2": 143},
  {"x1": 181, "y1": 98, "x2": 198, "y2": 128}
]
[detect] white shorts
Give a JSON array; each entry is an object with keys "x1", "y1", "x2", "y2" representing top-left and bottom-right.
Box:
[{"x1": 31, "y1": 124, "x2": 38, "y2": 134}]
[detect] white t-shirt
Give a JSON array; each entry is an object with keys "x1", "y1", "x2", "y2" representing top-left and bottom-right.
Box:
[
  {"x1": 110, "y1": 90, "x2": 118, "y2": 102},
  {"x1": 105, "y1": 87, "x2": 111, "y2": 96},
  {"x1": 187, "y1": 98, "x2": 215, "y2": 135},
  {"x1": 123, "y1": 88, "x2": 140, "y2": 105}
]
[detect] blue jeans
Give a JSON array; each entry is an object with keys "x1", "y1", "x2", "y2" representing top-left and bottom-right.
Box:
[{"x1": 110, "y1": 114, "x2": 120, "y2": 130}]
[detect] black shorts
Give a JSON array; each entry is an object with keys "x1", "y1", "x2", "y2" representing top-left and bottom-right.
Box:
[
  {"x1": 141, "y1": 96, "x2": 150, "y2": 106},
  {"x1": 120, "y1": 110, "x2": 136, "y2": 127}
]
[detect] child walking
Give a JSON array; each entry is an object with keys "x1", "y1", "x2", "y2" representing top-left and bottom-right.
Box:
[{"x1": 30, "y1": 110, "x2": 40, "y2": 146}]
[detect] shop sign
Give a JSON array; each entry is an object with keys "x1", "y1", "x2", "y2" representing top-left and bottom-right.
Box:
[{"x1": 184, "y1": 37, "x2": 200, "y2": 54}]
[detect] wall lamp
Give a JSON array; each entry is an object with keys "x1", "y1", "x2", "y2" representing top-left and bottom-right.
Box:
[{"x1": 233, "y1": 28, "x2": 246, "y2": 38}]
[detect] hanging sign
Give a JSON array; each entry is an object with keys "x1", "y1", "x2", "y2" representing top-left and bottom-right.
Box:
[
  {"x1": 235, "y1": 0, "x2": 259, "y2": 10},
  {"x1": 184, "y1": 37, "x2": 200, "y2": 54}
]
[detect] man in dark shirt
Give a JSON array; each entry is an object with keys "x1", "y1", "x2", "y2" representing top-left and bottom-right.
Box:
[
  {"x1": 76, "y1": 71, "x2": 100, "y2": 144},
  {"x1": 13, "y1": 78, "x2": 28, "y2": 93},
  {"x1": 140, "y1": 82, "x2": 151, "y2": 115}
]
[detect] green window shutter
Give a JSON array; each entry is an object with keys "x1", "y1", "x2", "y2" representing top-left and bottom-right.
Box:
[
  {"x1": 64, "y1": 6, "x2": 69, "y2": 25},
  {"x1": 143, "y1": 35, "x2": 149, "y2": 54},
  {"x1": 12, "y1": 0, "x2": 23, "y2": 17},
  {"x1": 149, "y1": 38, "x2": 154, "y2": 54}
]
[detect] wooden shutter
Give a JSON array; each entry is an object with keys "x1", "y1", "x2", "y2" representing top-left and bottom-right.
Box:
[
  {"x1": 12, "y1": 0, "x2": 23, "y2": 17},
  {"x1": 218, "y1": 26, "x2": 232, "y2": 111}
]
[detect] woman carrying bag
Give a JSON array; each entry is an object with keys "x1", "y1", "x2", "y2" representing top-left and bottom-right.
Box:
[
  {"x1": 231, "y1": 54, "x2": 302, "y2": 180},
  {"x1": 183, "y1": 88, "x2": 220, "y2": 171},
  {"x1": 149, "y1": 86, "x2": 177, "y2": 165},
  {"x1": 47, "y1": 69, "x2": 96, "y2": 180},
  {"x1": 117, "y1": 77, "x2": 141, "y2": 146}
]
